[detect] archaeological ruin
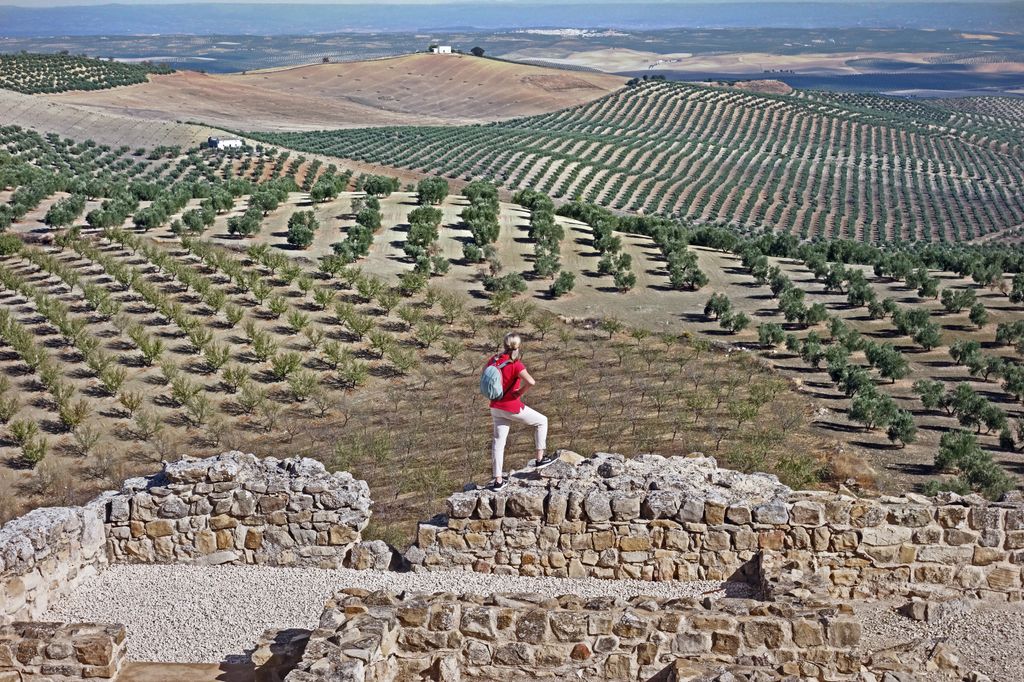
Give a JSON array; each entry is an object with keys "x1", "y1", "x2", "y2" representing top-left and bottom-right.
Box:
[{"x1": 2, "y1": 450, "x2": 1022, "y2": 681}]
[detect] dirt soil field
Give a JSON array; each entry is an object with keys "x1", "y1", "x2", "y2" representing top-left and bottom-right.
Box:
[
  {"x1": 45, "y1": 54, "x2": 627, "y2": 133},
  {"x1": 0, "y1": 88, "x2": 215, "y2": 150},
  {"x1": 143, "y1": 189, "x2": 1021, "y2": 498}
]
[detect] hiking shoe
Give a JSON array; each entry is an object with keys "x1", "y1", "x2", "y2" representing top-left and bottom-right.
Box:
[
  {"x1": 531, "y1": 454, "x2": 558, "y2": 469},
  {"x1": 487, "y1": 479, "x2": 507, "y2": 491}
]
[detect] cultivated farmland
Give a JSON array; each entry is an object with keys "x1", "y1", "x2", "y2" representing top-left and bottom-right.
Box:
[
  {"x1": 46, "y1": 53, "x2": 628, "y2": 132},
  {"x1": 252, "y1": 79, "x2": 1024, "y2": 243},
  {"x1": 0, "y1": 53, "x2": 171, "y2": 95},
  {"x1": 0, "y1": 129, "x2": 849, "y2": 543}
]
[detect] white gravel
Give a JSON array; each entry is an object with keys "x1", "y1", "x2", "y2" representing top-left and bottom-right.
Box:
[
  {"x1": 856, "y1": 600, "x2": 1024, "y2": 682},
  {"x1": 42, "y1": 564, "x2": 749, "y2": 663}
]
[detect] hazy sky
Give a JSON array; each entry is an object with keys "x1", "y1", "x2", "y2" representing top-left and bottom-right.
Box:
[{"x1": 6, "y1": 0, "x2": 1009, "y2": 5}]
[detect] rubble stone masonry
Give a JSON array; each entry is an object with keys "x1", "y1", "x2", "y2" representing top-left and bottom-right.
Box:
[
  {"x1": 410, "y1": 452, "x2": 1024, "y2": 600},
  {"x1": 1, "y1": 452, "x2": 372, "y2": 628},
  {"x1": 283, "y1": 589, "x2": 864, "y2": 682}
]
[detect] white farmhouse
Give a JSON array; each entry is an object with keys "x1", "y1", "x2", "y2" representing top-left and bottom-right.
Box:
[
  {"x1": 430, "y1": 45, "x2": 453, "y2": 54},
  {"x1": 207, "y1": 137, "x2": 244, "y2": 149}
]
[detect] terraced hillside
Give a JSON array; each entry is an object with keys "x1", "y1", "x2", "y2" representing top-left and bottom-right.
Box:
[
  {"x1": 0, "y1": 53, "x2": 172, "y2": 95},
  {"x1": 252, "y1": 80, "x2": 1024, "y2": 244}
]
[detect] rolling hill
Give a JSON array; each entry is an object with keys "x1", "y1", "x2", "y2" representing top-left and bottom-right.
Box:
[
  {"x1": 251, "y1": 79, "x2": 1024, "y2": 244},
  {"x1": 44, "y1": 53, "x2": 627, "y2": 132}
]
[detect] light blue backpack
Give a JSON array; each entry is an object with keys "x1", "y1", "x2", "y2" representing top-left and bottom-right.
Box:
[{"x1": 480, "y1": 356, "x2": 512, "y2": 400}]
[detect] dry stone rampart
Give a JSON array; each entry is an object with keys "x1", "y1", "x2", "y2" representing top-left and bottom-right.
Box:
[
  {"x1": 284, "y1": 588, "x2": 865, "y2": 682},
  {"x1": 102, "y1": 452, "x2": 371, "y2": 567},
  {"x1": 1, "y1": 451, "x2": 371, "y2": 630},
  {"x1": 0, "y1": 622, "x2": 126, "y2": 681},
  {"x1": 410, "y1": 452, "x2": 1024, "y2": 600},
  {"x1": 0, "y1": 505, "x2": 107, "y2": 626}
]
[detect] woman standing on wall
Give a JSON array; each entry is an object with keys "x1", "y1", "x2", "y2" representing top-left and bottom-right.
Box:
[{"x1": 481, "y1": 333, "x2": 554, "y2": 491}]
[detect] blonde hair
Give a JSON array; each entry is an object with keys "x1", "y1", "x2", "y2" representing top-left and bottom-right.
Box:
[{"x1": 503, "y1": 332, "x2": 522, "y2": 361}]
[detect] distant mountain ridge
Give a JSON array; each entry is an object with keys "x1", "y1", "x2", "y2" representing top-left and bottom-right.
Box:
[{"x1": 0, "y1": 2, "x2": 1022, "y2": 37}]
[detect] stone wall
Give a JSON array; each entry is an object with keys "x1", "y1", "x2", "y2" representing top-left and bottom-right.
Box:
[
  {"x1": 410, "y1": 452, "x2": 1024, "y2": 600},
  {"x1": 283, "y1": 588, "x2": 867, "y2": 682},
  {"x1": 0, "y1": 505, "x2": 107, "y2": 626},
  {"x1": 0, "y1": 622, "x2": 127, "y2": 681},
  {"x1": 101, "y1": 452, "x2": 371, "y2": 568},
  {"x1": 2, "y1": 451, "x2": 371, "y2": 630}
]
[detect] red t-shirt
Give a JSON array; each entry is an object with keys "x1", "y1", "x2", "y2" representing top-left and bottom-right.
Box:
[{"x1": 487, "y1": 353, "x2": 526, "y2": 413}]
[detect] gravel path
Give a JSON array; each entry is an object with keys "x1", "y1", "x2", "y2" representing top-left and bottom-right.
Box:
[
  {"x1": 43, "y1": 564, "x2": 748, "y2": 663},
  {"x1": 856, "y1": 600, "x2": 1024, "y2": 681}
]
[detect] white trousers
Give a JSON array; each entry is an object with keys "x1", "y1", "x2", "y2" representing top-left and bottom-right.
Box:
[{"x1": 490, "y1": 406, "x2": 548, "y2": 478}]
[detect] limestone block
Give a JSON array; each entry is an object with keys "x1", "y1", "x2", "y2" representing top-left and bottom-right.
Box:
[
  {"x1": 73, "y1": 636, "x2": 113, "y2": 666},
  {"x1": 886, "y1": 506, "x2": 932, "y2": 528},
  {"x1": 830, "y1": 530, "x2": 859, "y2": 551},
  {"x1": 826, "y1": 619, "x2": 861, "y2": 647},
  {"x1": 725, "y1": 505, "x2": 751, "y2": 525},
  {"x1": 108, "y1": 497, "x2": 129, "y2": 524},
  {"x1": 208, "y1": 514, "x2": 237, "y2": 531},
  {"x1": 144, "y1": 520, "x2": 174, "y2": 538},
  {"x1": 429, "y1": 602, "x2": 461, "y2": 632},
  {"x1": 664, "y1": 530, "x2": 690, "y2": 551},
  {"x1": 732, "y1": 527, "x2": 758, "y2": 551},
  {"x1": 673, "y1": 632, "x2": 711, "y2": 654},
  {"x1": 549, "y1": 612, "x2": 587, "y2": 641},
  {"x1": 619, "y1": 536, "x2": 652, "y2": 552},
  {"x1": 860, "y1": 526, "x2": 912, "y2": 547},
  {"x1": 972, "y1": 546, "x2": 1005, "y2": 566},
  {"x1": 545, "y1": 493, "x2": 567, "y2": 525},
  {"x1": 937, "y1": 506, "x2": 969, "y2": 528},
  {"x1": 604, "y1": 653, "x2": 635, "y2": 679},
  {"x1": 1005, "y1": 531, "x2": 1024, "y2": 550},
  {"x1": 611, "y1": 611, "x2": 648, "y2": 639},
  {"x1": 593, "y1": 635, "x2": 619, "y2": 653},
  {"x1": 703, "y1": 530, "x2": 730, "y2": 551},
  {"x1": 758, "y1": 530, "x2": 785, "y2": 551},
  {"x1": 507, "y1": 491, "x2": 545, "y2": 519},
  {"x1": 642, "y1": 491, "x2": 681, "y2": 520},
  {"x1": 986, "y1": 566, "x2": 1021, "y2": 590},
  {"x1": 850, "y1": 503, "x2": 886, "y2": 528},
  {"x1": 790, "y1": 501, "x2": 825, "y2": 527},
  {"x1": 703, "y1": 501, "x2": 726, "y2": 525},
  {"x1": 955, "y1": 565, "x2": 986, "y2": 589},
  {"x1": 230, "y1": 490, "x2": 257, "y2": 517},
  {"x1": 584, "y1": 492, "x2": 612, "y2": 522},
  {"x1": 460, "y1": 607, "x2": 497, "y2": 640},
  {"x1": 741, "y1": 619, "x2": 785, "y2": 649},
  {"x1": 753, "y1": 502, "x2": 789, "y2": 525},
  {"x1": 969, "y1": 506, "x2": 1003, "y2": 531},
  {"x1": 610, "y1": 494, "x2": 641, "y2": 521},
  {"x1": 676, "y1": 498, "x2": 705, "y2": 524},
  {"x1": 712, "y1": 632, "x2": 740, "y2": 655},
  {"x1": 199, "y1": 550, "x2": 240, "y2": 566},
  {"x1": 913, "y1": 526, "x2": 942, "y2": 544},
  {"x1": 792, "y1": 619, "x2": 824, "y2": 647},
  {"x1": 157, "y1": 496, "x2": 188, "y2": 519},
  {"x1": 916, "y1": 546, "x2": 974, "y2": 564},
  {"x1": 492, "y1": 642, "x2": 533, "y2": 666},
  {"x1": 586, "y1": 530, "x2": 612, "y2": 551},
  {"x1": 465, "y1": 639, "x2": 492, "y2": 665}
]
